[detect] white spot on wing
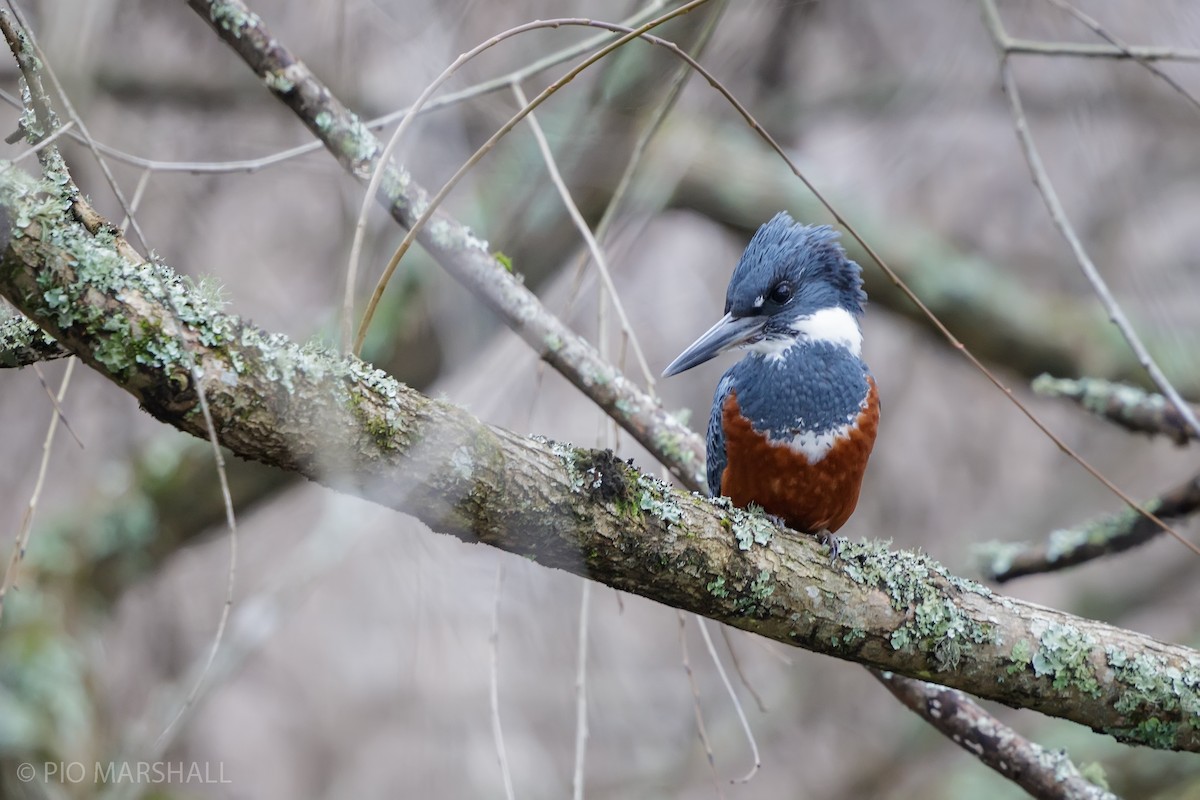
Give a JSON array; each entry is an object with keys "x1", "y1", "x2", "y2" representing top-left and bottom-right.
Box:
[{"x1": 791, "y1": 307, "x2": 862, "y2": 356}]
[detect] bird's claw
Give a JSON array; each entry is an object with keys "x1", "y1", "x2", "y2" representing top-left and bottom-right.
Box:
[{"x1": 817, "y1": 530, "x2": 840, "y2": 563}]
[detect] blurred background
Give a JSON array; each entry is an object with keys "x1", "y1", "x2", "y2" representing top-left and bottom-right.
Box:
[{"x1": 2, "y1": 0, "x2": 1200, "y2": 797}]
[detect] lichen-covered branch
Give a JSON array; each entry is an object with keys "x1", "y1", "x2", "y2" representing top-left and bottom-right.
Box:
[
  {"x1": 0, "y1": 303, "x2": 69, "y2": 366},
  {"x1": 872, "y1": 670, "x2": 1115, "y2": 800},
  {"x1": 2, "y1": 164, "x2": 1199, "y2": 752},
  {"x1": 183, "y1": 0, "x2": 705, "y2": 489},
  {"x1": 1033, "y1": 374, "x2": 1199, "y2": 445},
  {"x1": 977, "y1": 470, "x2": 1200, "y2": 583}
]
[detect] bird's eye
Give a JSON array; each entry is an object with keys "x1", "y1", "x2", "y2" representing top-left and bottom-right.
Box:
[{"x1": 768, "y1": 281, "x2": 793, "y2": 305}]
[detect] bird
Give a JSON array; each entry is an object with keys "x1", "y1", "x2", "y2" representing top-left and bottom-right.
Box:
[{"x1": 662, "y1": 212, "x2": 879, "y2": 537}]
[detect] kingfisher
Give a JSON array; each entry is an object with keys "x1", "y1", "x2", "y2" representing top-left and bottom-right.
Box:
[{"x1": 663, "y1": 212, "x2": 879, "y2": 536}]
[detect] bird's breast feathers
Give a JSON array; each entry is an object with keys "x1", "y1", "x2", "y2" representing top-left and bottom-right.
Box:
[{"x1": 727, "y1": 341, "x2": 875, "y2": 463}]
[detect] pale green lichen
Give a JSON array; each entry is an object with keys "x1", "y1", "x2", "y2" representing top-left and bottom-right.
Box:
[
  {"x1": 0, "y1": 164, "x2": 425, "y2": 458},
  {"x1": 262, "y1": 70, "x2": 294, "y2": 94},
  {"x1": 706, "y1": 576, "x2": 727, "y2": 599},
  {"x1": 727, "y1": 505, "x2": 774, "y2": 551},
  {"x1": 838, "y1": 539, "x2": 993, "y2": 671},
  {"x1": 636, "y1": 473, "x2": 682, "y2": 524},
  {"x1": 1008, "y1": 638, "x2": 1033, "y2": 675},
  {"x1": 1045, "y1": 500, "x2": 1159, "y2": 562},
  {"x1": 731, "y1": 568, "x2": 775, "y2": 615},
  {"x1": 208, "y1": 1, "x2": 262, "y2": 36},
  {"x1": 1032, "y1": 374, "x2": 1167, "y2": 421},
  {"x1": 1030, "y1": 621, "x2": 1100, "y2": 696},
  {"x1": 1104, "y1": 645, "x2": 1200, "y2": 747}
]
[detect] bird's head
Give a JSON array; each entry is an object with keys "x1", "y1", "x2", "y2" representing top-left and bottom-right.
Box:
[{"x1": 662, "y1": 212, "x2": 866, "y2": 377}]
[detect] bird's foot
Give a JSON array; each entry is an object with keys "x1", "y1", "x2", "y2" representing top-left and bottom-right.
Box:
[{"x1": 816, "y1": 529, "x2": 840, "y2": 563}]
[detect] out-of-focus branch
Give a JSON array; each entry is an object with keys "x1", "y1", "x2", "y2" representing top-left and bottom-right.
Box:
[
  {"x1": 978, "y1": 470, "x2": 1200, "y2": 583},
  {"x1": 0, "y1": 305, "x2": 69, "y2": 365},
  {"x1": 1004, "y1": 39, "x2": 1200, "y2": 62},
  {"x1": 872, "y1": 670, "x2": 1115, "y2": 800},
  {"x1": 3, "y1": 163, "x2": 1200, "y2": 752},
  {"x1": 1033, "y1": 375, "x2": 1199, "y2": 445}
]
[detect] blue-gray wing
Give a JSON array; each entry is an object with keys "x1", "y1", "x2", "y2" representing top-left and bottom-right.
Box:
[{"x1": 706, "y1": 374, "x2": 734, "y2": 498}]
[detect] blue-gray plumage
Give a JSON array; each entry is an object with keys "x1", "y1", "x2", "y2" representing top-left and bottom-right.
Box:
[
  {"x1": 705, "y1": 343, "x2": 872, "y2": 497},
  {"x1": 664, "y1": 212, "x2": 880, "y2": 534}
]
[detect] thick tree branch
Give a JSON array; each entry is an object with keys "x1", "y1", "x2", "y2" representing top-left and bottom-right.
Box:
[{"x1": 2, "y1": 165, "x2": 1199, "y2": 752}]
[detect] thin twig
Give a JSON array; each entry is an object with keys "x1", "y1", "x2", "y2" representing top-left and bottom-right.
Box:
[
  {"x1": 561, "y1": 0, "x2": 725, "y2": 322},
  {"x1": 0, "y1": 4, "x2": 670, "y2": 178},
  {"x1": 10, "y1": 118, "x2": 73, "y2": 163},
  {"x1": 3, "y1": 2, "x2": 150, "y2": 251},
  {"x1": 511, "y1": 80, "x2": 656, "y2": 390},
  {"x1": 0, "y1": 357, "x2": 75, "y2": 625},
  {"x1": 1005, "y1": 38, "x2": 1200, "y2": 62},
  {"x1": 352, "y1": 2, "x2": 710, "y2": 354},
  {"x1": 31, "y1": 362, "x2": 83, "y2": 448},
  {"x1": 718, "y1": 625, "x2": 768, "y2": 713},
  {"x1": 1042, "y1": 0, "x2": 1200, "y2": 112},
  {"x1": 120, "y1": 168, "x2": 154, "y2": 232},
  {"x1": 490, "y1": 566, "x2": 517, "y2": 800},
  {"x1": 571, "y1": 580, "x2": 592, "y2": 800},
  {"x1": 695, "y1": 616, "x2": 760, "y2": 783},
  {"x1": 678, "y1": 613, "x2": 725, "y2": 800},
  {"x1": 343, "y1": 17, "x2": 607, "y2": 349},
  {"x1": 982, "y1": 1, "x2": 1200, "y2": 438},
  {"x1": 151, "y1": 363, "x2": 239, "y2": 753}
]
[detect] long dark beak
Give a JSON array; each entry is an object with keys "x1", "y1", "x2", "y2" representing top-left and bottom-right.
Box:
[{"x1": 662, "y1": 313, "x2": 765, "y2": 377}]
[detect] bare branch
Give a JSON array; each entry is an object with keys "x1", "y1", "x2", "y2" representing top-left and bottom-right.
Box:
[
  {"x1": 1042, "y1": 0, "x2": 1200, "y2": 112},
  {"x1": 1004, "y1": 38, "x2": 1200, "y2": 62},
  {"x1": 2, "y1": 163, "x2": 1199, "y2": 751},
  {"x1": 872, "y1": 670, "x2": 1116, "y2": 800}
]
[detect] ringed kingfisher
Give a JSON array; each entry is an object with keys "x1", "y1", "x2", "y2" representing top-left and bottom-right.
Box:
[{"x1": 662, "y1": 212, "x2": 879, "y2": 536}]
